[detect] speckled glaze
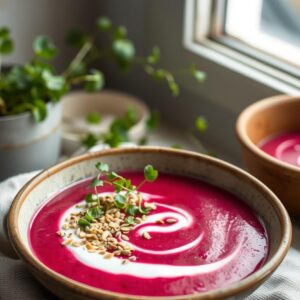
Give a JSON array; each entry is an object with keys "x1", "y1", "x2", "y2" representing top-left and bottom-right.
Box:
[
  {"x1": 8, "y1": 147, "x2": 291, "y2": 300},
  {"x1": 236, "y1": 95, "x2": 300, "y2": 216}
]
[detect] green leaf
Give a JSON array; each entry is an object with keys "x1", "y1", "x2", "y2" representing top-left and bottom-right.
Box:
[
  {"x1": 84, "y1": 69, "x2": 104, "y2": 92},
  {"x1": 33, "y1": 36, "x2": 57, "y2": 60},
  {"x1": 138, "y1": 137, "x2": 148, "y2": 145},
  {"x1": 139, "y1": 205, "x2": 151, "y2": 215},
  {"x1": 96, "y1": 17, "x2": 112, "y2": 31},
  {"x1": 11, "y1": 101, "x2": 47, "y2": 123},
  {"x1": 146, "y1": 110, "x2": 160, "y2": 132},
  {"x1": 85, "y1": 193, "x2": 98, "y2": 203},
  {"x1": 84, "y1": 212, "x2": 94, "y2": 222},
  {"x1": 168, "y1": 81, "x2": 179, "y2": 96},
  {"x1": 193, "y1": 70, "x2": 206, "y2": 82},
  {"x1": 114, "y1": 194, "x2": 126, "y2": 209},
  {"x1": 125, "y1": 204, "x2": 139, "y2": 216},
  {"x1": 68, "y1": 61, "x2": 87, "y2": 77},
  {"x1": 95, "y1": 162, "x2": 109, "y2": 172},
  {"x1": 123, "y1": 179, "x2": 134, "y2": 191},
  {"x1": 65, "y1": 29, "x2": 88, "y2": 47},
  {"x1": 42, "y1": 70, "x2": 66, "y2": 91},
  {"x1": 9, "y1": 103, "x2": 34, "y2": 116},
  {"x1": 32, "y1": 99, "x2": 47, "y2": 122},
  {"x1": 78, "y1": 218, "x2": 90, "y2": 227},
  {"x1": 86, "y1": 112, "x2": 101, "y2": 124},
  {"x1": 0, "y1": 27, "x2": 9, "y2": 38},
  {"x1": 90, "y1": 178, "x2": 104, "y2": 187},
  {"x1": 171, "y1": 143, "x2": 182, "y2": 149},
  {"x1": 0, "y1": 97, "x2": 7, "y2": 115},
  {"x1": 144, "y1": 165, "x2": 158, "y2": 182},
  {"x1": 125, "y1": 216, "x2": 135, "y2": 225},
  {"x1": 6, "y1": 66, "x2": 28, "y2": 89},
  {"x1": 0, "y1": 37, "x2": 13, "y2": 55},
  {"x1": 126, "y1": 106, "x2": 137, "y2": 124},
  {"x1": 113, "y1": 178, "x2": 125, "y2": 193},
  {"x1": 82, "y1": 133, "x2": 98, "y2": 149},
  {"x1": 112, "y1": 39, "x2": 135, "y2": 67},
  {"x1": 195, "y1": 116, "x2": 207, "y2": 133},
  {"x1": 189, "y1": 63, "x2": 206, "y2": 82},
  {"x1": 88, "y1": 207, "x2": 103, "y2": 218},
  {"x1": 114, "y1": 26, "x2": 127, "y2": 39},
  {"x1": 153, "y1": 69, "x2": 166, "y2": 80},
  {"x1": 107, "y1": 171, "x2": 118, "y2": 180},
  {"x1": 147, "y1": 46, "x2": 160, "y2": 64}
]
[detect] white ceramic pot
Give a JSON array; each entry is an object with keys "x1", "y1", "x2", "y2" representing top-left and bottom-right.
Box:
[
  {"x1": 0, "y1": 102, "x2": 62, "y2": 181},
  {"x1": 61, "y1": 90, "x2": 150, "y2": 155}
]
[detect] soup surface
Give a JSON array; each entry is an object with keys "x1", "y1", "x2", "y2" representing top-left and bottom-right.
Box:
[
  {"x1": 259, "y1": 132, "x2": 300, "y2": 167},
  {"x1": 29, "y1": 172, "x2": 268, "y2": 296}
]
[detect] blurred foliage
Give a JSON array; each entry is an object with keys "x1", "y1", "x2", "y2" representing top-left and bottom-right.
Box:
[
  {"x1": 0, "y1": 16, "x2": 206, "y2": 153},
  {"x1": 0, "y1": 28, "x2": 103, "y2": 121}
]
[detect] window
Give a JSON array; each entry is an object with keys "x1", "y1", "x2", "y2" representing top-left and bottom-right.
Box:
[{"x1": 184, "y1": 0, "x2": 300, "y2": 92}]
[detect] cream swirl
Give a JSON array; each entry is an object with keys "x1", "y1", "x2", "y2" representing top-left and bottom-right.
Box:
[
  {"x1": 126, "y1": 203, "x2": 204, "y2": 255},
  {"x1": 61, "y1": 193, "x2": 242, "y2": 279}
]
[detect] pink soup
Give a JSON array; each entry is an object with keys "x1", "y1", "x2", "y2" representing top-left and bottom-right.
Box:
[
  {"x1": 259, "y1": 132, "x2": 300, "y2": 167},
  {"x1": 29, "y1": 172, "x2": 269, "y2": 297}
]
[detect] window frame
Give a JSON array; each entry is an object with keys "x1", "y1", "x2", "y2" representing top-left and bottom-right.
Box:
[{"x1": 184, "y1": 0, "x2": 300, "y2": 94}]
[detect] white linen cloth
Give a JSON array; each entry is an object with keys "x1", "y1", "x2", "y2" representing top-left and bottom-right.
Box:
[{"x1": 0, "y1": 172, "x2": 300, "y2": 299}]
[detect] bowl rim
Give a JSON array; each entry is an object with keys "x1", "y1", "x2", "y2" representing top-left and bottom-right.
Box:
[
  {"x1": 61, "y1": 89, "x2": 150, "y2": 142},
  {"x1": 8, "y1": 146, "x2": 292, "y2": 300},
  {"x1": 236, "y1": 94, "x2": 300, "y2": 174}
]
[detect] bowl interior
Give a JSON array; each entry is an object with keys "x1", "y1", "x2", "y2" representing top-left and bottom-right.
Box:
[
  {"x1": 245, "y1": 97, "x2": 300, "y2": 145},
  {"x1": 61, "y1": 90, "x2": 150, "y2": 155},
  {"x1": 11, "y1": 148, "x2": 290, "y2": 299},
  {"x1": 62, "y1": 90, "x2": 149, "y2": 134}
]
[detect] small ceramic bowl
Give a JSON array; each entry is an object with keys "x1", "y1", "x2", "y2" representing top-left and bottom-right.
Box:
[
  {"x1": 8, "y1": 147, "x2": 291, "y2": 300},
  {"x1": 236, "y1": 95, "x2": 300, "y2": 215},
  {"x1": 61, "y1": 90, "x2": 150, "y2": 155}
]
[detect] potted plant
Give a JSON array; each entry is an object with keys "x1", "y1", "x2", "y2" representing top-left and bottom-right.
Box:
[
  {"x1": 0, "y1": 17, "x2": 205, "y2": 180},
  {"x1": 0, "y1": 28, "x2": 103, "y2": 180},
  {"x1": 61, "y1": 17, "x2": 207, "y2": 153}
]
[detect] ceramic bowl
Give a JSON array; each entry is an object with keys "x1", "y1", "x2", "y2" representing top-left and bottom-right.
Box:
[
  {"x1": 61, "y1": 90, "x2": 150, "y2": 155},
  {"x1": 236, "y1": 95, "x2": 300, "y2": 216},
  {"x1": 8, "y1": 147, "x2": 291, "y2": 300}
]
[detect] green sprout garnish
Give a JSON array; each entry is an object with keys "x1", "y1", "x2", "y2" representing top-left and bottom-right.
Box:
[{"x1": 78, "y1": 162, "x2": 159, "y2": 227}]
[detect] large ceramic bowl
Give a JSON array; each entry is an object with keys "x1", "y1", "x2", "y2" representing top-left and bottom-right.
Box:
[
  {"x1": 236, "y1": 95, "x2": 300, "y2": 216},
  {"x1": 61, "y1": 90, "x2": 150, "y2": 155},
  {"x1": 8, "y1": 147, "x2": 291, "y2": 300}
]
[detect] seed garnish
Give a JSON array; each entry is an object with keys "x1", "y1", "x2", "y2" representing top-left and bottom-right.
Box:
[
  {"x1": 143, "y1": 231, "x2": 151, "y2": 240},
  {"x1": 166, "y1": 218, "x2": 177, "y2": 224},
  {"x1": 59, "y1": 162, "x2": 159, "y2": 261}
]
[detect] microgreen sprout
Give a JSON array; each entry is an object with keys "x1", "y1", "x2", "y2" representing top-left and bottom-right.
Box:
[{"x1": 78, "y1": 162, "x2": 159, "y2": 227}]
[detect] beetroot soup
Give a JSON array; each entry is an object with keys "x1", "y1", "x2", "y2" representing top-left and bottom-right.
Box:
[
  {"x1": 29, "y1": 172, "x2": 269, "y2": 297},
  {"x1": 259, "y1": 132, "x2": 300, "y2": 167}
]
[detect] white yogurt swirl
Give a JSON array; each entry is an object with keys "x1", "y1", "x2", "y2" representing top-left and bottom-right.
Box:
[{"x1": 60, "y1": 193, "x2": 242, "y2": 279}]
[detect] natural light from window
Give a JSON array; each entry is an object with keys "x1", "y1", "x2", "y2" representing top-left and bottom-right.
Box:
[{"x1": 226, "y1": 0, "x2": 300, "y2": 67}]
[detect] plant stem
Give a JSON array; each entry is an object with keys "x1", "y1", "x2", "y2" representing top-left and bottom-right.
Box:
[
  {"x1": 95, "y1": 173, "x2": 101, "y2": 205},
  {"x1": 136, "y1": 179, "x2": 147, "y2": 190},
  {"x1": 188, "y1": 131, "x2": 205, "y2": 153},
  {"x1": 68, "y1": 74, "x2": 97, "y2": 85},
  {"x1": 63, "y1": 40, "x2": 93, "y2": 78},
  {"x1": 104, "y1": 180, "x2": 135, "y2": 194}
]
